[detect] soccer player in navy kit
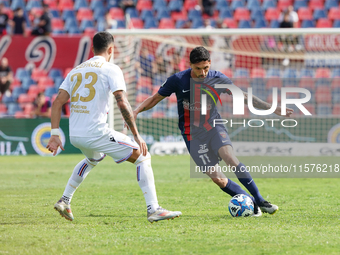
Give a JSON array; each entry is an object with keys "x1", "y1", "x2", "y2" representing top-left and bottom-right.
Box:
[{"x1": 134, "y1": 46, "x2": 294, "y2": 216}]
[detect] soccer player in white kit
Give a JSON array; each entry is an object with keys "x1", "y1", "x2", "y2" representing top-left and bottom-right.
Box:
[{"x1": 46, "y1": 32, "x2": 181, "y2": 223}]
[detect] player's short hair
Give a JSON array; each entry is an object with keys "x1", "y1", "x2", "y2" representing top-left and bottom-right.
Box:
[
  {"x1": 190, "y1": 46, "x2": 210, "y2": 64},
  {"x1": 93, "y1": 32, "x2": 114, "y2": 54}
]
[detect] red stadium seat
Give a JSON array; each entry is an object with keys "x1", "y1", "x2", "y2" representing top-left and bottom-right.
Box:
[
  {"x1": 58, "y1": 0, "x2": 74, "y2": 11},
  {"x1": 18, "y1": 94, "x2": 35, "y2": 104},
  {"x1": 31, "y1": 68, "x2": 48, "y2": 81},
  {"x1": 130, "y1": 18, "x2": 144, "y2": 28},
  {"x1": 152, "y1": 111, "x2": 165, "y2": 118},
  {"x1": 136, "y1": 0, "x2": 153, "y2": 11},
  {"x1": 23, "y1": 103, "x2": 34, "y2": 115},
  {"x1": 184, "y1": 0, "x2": 198, "y2": 10},
  {"x1": 298, "y1": 7, "x2": 313, "y2": 20},
  {"x1": 14, "y1": 111, "x2": 27, "y2": 119},
  {"x1": 316, "y1": 87, "x2": 332, "y2": 103},
  {"x1": 331, "y1": 78, "x2": 340, "y2": 88},
  {"x1": 328, "y1": 8, "x2": 340, "y2": 21},
  {"x1": 304, "y1": 103, "x2": 316, "y2": 115},
  {"x1": 315, "y1": 68, "x2": 331, "y2": 78},
  {"x1": 266, "y1": 77, "x2": 282, "y2": 89},
  {"x1": 51, "y1": 18, "x2": 64, "y2": 30},
  {"x1": 332, "y1": 103, "x2": 340, "y2": 115},
  {"x1": 136, "y1": 93, "x2": 150, "y2": 103},
  {"x1": 0, "y1": 103, "x2": 7, "y2": 114},
  {"x1": 251, "y1": 68, "x2": 266, "y2": 78},
  {"x1": 27, "y1": 85, "x2": 40, "y2": 97},
  {"x1": 223, "y1": 18, "x2": 237, "y2": 28},
  {"x1": 278, "y1": 0, "x2": 293, "y2": 11},
  {"x1": 169, "y1": 94, "x2": 177, "y2": 104},
  {"x1": 45, "y1": 0, "x2": 58, "y2": 9},
  {"x1": 30, "y1": 7, "x2": 44, "y2": 21},
  {"x1": 221, "y1": 68, "x2": 233, "y2": 78},
  {"x1": 3, "y1": 7, "x2": 13, "y2": 19},
  {"x1": 316, "y1": 18, "x2": 332, "y2": 28},
  {"x1": 77, "y1": 8, "x2": 93, "y2": 21},
  {"x1": 9, "y1": 78, "x2": 21, "y2": 90},
  {"x1": 309, "y1": 0, "x2": 324, "y2": 11},
  {"x1": 234, "y1": 8, "x2": 250, "y2": 21},
  {"x1": 110, "y1": 8, "x2": 125, "y2": 20},
  {"x1": 84, "y1": 27, "x2": 96, "y2": 37},
  {"x1": 299, "y1": 78, "x2": 315, "y2": 90},
  {"x1": 265, "y1": 8, "x2": 280, "y2": 21},
  {"x1": 137, "y1": 77, "x2": 152, "y2": 90},
  {"x1": 171, "y1": 10, "x2": 188, "y2": 21},
  {"x1": 159, "y1": 18, "x2": 175, "y2": 28},
  {"x1": 38, "y1": 77, "x2": 54, "y2": 89}
]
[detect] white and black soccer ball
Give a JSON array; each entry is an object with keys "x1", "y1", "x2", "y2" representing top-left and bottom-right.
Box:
[{"x1": 228, "y1": 194, "x2": 254, "y2": 217}]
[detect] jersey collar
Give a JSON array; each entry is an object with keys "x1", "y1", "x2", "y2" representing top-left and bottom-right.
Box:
[{"x1": 91, "y1": 55, "x2": 106, "y2": 62}]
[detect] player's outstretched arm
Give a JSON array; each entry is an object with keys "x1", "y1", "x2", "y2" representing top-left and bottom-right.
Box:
[
  {"x1": 114, "y1": 90, "x2": 148, "y2": 156},
  {"x1": 243, "y1": 91, "x2": 294, "y2": 117},
  {"x1": 133, "y1": 93, "x2": 166, "y2": 120},
  {"x1": 46, "y1": 89, "x2": 69, "y2": 156}
]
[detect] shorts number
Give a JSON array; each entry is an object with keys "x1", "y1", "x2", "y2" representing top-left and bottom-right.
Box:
[
  {"x1": 199, "y1": 154, "x2": 211, "y2": 165},
  {"x1": 71, "y1": 72, "x2": 98, "y2": 102}
]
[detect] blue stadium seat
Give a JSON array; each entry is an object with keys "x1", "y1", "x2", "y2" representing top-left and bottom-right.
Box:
[
  {"x1": 141, "y1": 10, "x2": 154, "y2": 21},
  {"x1": 270, "y1": 20, "x2": 279, "y2": 28},
  {"x1": 301, "y1": 20, "x2": 315, "y2": 28},
  {"x1": 80, "y1": 19, "x2": 95, "y2": 32},
  {"x1": 332, "y1": 68, "x2": 340, "y2": 77},
  {"x1": 45, "y1": 87, "x2": 59, "y2": 99},
  {"x1": 234, "y1": 68, "x2": 250, "y2": 78},
  {"x1": 68, "y1": 27, "x2": 81, "y2": 35},
  {"x1": 50, "y1": 9, "x2": 60, "y2": 18},
  {"x1": 7, "y1": 103, "x2": 22, "y2": 116},
  {"x1": 90, "y1": 0, "x2": 105, "y2": 11},
  {"x1": 15, "y1": 68, "x2": 30, "y2": 82},
  {"x1": 153, "y1": 0, "x2": 167, "y2": 12},
  {"x1": 64, "y1": 18, "x2": 78, "y2": 30},
  {"x1": 125, "y1": 7, "x2": 139, "y2": 18},
  {"x1": 49, "y1": 68, "x2": 63, "y2": 81},
  {"x1": 262, "y1": 0, "x2": 276, "y2": 10},
  {"x1": 62, "y1": 10, "x2": 76, "y2": 21},
  {"x1": 282, "y1": 68, "x2": 298, "y2": 86},
  {"x1": 22, "y1": 77, "x2": 36, "y2": 90},
  {"x1": 333, "y1": 19, "x2": 340, "y2": 28},
  {"x1": 294, "y1": 0, "x2": 307, "y2": 11},
  {"x1": 247, "y1": 0, "x2": 260, "y2": 11},
  {"x1": 325, "y1": 0, "x2": 339, "y2": 11},
  {"x1": 97, "y1": 20, "x2": 106, "y2": 31},
  {"x1": 267, "y1": 68, "x2": 280, "y2": 77},
  {"x1": 231, "y1": 0, "x2": 244, "y2": 11},
  {"x1": 168, "y1": 0, "x2": 183, "y2": 12},
  {"x1": 2, "y1": 95, "x2": 15, "y2": 105},
  {"x1": 332, "y1": 87, "x2": 340, "y2": 103},
  {"x1": 219, "y1": 7, "x2": 233, "y2": 19},
  {"x1": 313, "y1": 9, "x2": 327, "y2": 20},
  {"x1": 251, "y1": 78, "x2": 266, "y2": 100},
  {"x1": 144, "y1": 17, "x2": 158, "y2": 28},
  {"x1": 167, "y1": 103, "x2": 178, "y2": 118},
  {"x1": 94, "y1": 8, "x2": 106, "y2": 22},
  {"x1": 317, "y1": 104, "x2": 332, "y2": 115},
  {"x1": 254, "y1": 18, "x2": 267, "y2": 28},
  {"x1": 216, "y1": 0, "x2": 229, "y2": 9},
  {"x1": 300, "y1": 68, "x2": 314, "y2": 77},
  {"x1": 156, "y1": 9, "x2": 171, "y2": 21},
  {"x1": 10, "y1": 0, "x2": 25, "y2": 10},
  {"x1": 175, "y1": 19, "x2": 187, "y2": 28},
  {"x1": 238, "y1": 20, "x2": 251, "y2": 28},
  {"x1": 117, "y1": 20, "x2": 126, "y2": 28},
  {"x1": 11, "y1": 87, "x2": 26, "y2": 101},
  {"x1": 107, "y1": 0, "x2": 120, "y2": 8},
  {"x1": 251, "y1": 8, "x2": 264, "y2": 20},
  {"x1": 26, "y1": 0, "x2": 41, "y2": 11},
  {"x1": 188, "y1": 9, "x2": 201, "y2": 21},
  {"x1": 74, "y1": 0, "x2": 88, "y2": 11},
  {"x1": 54, "y1": 77, "x2": 64, "y2": 89},
  {"x1": 191, "y1": 18, "x2": 204, "y2": 28}
]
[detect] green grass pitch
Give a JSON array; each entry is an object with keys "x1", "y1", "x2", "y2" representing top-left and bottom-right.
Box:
[{"x1": 1, "y1": 154, "x2": 340, "y2": 254}]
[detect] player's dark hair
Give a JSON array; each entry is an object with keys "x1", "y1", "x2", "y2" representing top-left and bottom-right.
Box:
[
  {"x1": 93, "y1": 32, "x2": 114, "y2": 54},
  {"x1": 190, "y1": 46, "x2": 210, "y2": 64}
]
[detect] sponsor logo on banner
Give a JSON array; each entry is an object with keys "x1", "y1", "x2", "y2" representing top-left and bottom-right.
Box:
[
  {"x1": 31, "y1": 123, "x2": 65, "y2": 156},
  {"x1": 0, "y1": 130, "x2": 28, "y2": 155},
  {"x1": 328, "y1": 123, "x2": 340, "y2": 143},
  {"x1": 150, "y1": 142, "x2": 188, "y2": 156}
]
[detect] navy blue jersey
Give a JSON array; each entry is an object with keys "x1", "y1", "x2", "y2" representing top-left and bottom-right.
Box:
[{"x1": 158, "y1": 69, "x2": 233, "y2": 140}]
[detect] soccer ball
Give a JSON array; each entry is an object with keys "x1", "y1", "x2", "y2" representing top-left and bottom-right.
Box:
[{"x1": 228, "y1": 194, "x2": 254, "y2": 217}]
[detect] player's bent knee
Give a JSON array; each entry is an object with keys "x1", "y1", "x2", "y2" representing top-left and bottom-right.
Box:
[
  {"x1": 86, "y1": 158, "x2": 98, "y2": 166},
  {"x1": 133, "y1": 152, "x2": 151, "y2": 165}
]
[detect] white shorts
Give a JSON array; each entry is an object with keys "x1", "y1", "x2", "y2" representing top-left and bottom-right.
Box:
[{"x1": 70, "y1": 130, "x2": 139, "y2": 164}]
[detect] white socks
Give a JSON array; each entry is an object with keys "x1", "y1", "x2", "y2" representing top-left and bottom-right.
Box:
[
  {"x1": 134, "y1": 152, "x2": 159, "y2": 213},
  {"x1": 62, "y1": 158, "x2": 96, "y2": 204}
]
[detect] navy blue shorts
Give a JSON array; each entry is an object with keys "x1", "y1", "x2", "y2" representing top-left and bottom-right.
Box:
[{"x1": 184, "y1": 125, "x2": 232, "y2": 168}]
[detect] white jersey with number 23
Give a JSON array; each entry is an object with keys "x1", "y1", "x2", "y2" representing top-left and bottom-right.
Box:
[{"x1": 59, "y1": 55, "x2": 126, "y2": 138}]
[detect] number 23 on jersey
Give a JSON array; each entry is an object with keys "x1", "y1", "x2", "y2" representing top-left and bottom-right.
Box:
[{"x1": 70, "y1": 72, "x2": 98, "y2": 102}]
